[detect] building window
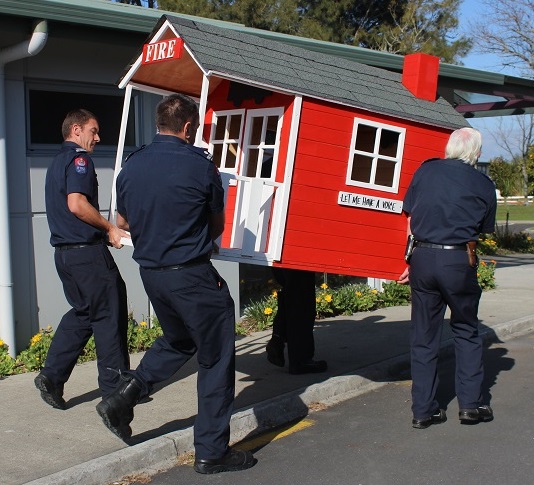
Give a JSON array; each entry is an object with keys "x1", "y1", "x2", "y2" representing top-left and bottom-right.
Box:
[
  {"x1": 209, "y1": 110, "x2": 245, "y2": 172},
  {"x1": 346, "y1": 119, "x2": 405, "y2": 193},
  {"x1": 26, "y1": 83, "x2": 136, "y2": 149}
]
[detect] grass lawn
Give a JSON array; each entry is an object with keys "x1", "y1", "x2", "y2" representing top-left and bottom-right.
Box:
[{"x1": 497, "y1": 204, "x2": 534, "y2": 221}]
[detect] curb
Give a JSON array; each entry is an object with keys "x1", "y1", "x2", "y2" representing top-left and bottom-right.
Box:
[{"x1": 25, "y1": 314, "x2": 534, "y2": 485}]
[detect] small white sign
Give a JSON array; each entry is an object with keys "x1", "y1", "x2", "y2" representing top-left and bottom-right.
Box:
[{"x1": 338, "y1": 191, "x2": 403, "y2": 214}]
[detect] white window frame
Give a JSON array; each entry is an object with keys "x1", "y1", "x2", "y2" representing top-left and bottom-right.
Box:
[
  {"x1": 346, "y1": 118, "x2": 406, "y2": 194},
  {"x1": 208, "y1": 109, "x2": 245, "y2": 173},
  {"x1": 240, "y1": 107, "x2": 284, "y2": 180}
]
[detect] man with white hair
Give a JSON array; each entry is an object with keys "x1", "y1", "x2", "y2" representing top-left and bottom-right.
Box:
[{"x1": 398, "y1": 127, "x2": 497, "y2": 429}]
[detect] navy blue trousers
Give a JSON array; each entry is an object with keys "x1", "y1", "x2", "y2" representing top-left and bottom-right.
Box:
[
  {"x1": 409, "y1": 246, "x2": 483, "y2": 420},
  {"x1": 271, "y1": 267, "x2": 316, "y2": 365},
  {"x1": 43, "y1": 243, "x2": 129, "y2": 397},
  {"x1": 135, "y1": 262, "x2": 235, "y2": 460}
]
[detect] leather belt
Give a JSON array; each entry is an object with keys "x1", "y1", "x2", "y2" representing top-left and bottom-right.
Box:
[
  {"x1": 144, "y1": 257, "x2": 210, "y2": 271},
  {"x1": 415, "y1": 242, "x2": 466, "y2": 250},
  {"x1": 56, "y1": 241, "x2": 103, "y2": 250}
]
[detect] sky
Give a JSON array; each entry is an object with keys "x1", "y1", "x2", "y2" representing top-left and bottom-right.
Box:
[{"x1": 456, "y1": 0, "x2": 525, "y2": 162}]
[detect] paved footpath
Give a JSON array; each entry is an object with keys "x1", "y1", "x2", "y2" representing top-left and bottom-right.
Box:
[{"x1": 2, "y1": 254, "x2": 534, "y2": 485}]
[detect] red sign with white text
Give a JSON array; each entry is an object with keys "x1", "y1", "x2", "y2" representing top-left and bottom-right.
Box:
[{"x1": 142, "y1": 38, "x2": 184, "y2": 64}]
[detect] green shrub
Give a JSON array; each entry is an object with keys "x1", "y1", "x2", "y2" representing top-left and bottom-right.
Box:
[
  {"x1": 0, "y1": 339, "x2": 15, "y2": 376},
  {"x1": 479, "y1": 230, "x2": 534, "y2": 255},
  {"x1": 127, "y1": 317, "x2": 163, "y2": 352},
  {"x1": 331, "y1": 284, "x2": 380, "y2": 315},
  {"x1": 14, "y1": 326, "x2": 54, "y2": 373},
  {"x1": 315, "y1": 283, "x2": 336, "y2": 318},
  {"x1": 238, "y1": 293, "x2": 278, "y2": 335},
  {"x1": 379, "y1": 281, "x2": 412, "y2": 307},
  {"x1": 478, "y1": 259, "x2": 497, "y2": 290},
  {"x1": 77, "y1": 336, "x2": 97, "y2": 364},
  {"x1": 477, "y1": 234, "x2": 499, "y2": 255}
]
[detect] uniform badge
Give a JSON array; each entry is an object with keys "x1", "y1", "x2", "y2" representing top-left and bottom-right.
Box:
[{"x1": 74, "y1": 157, "x2": 87, "y2": 174}]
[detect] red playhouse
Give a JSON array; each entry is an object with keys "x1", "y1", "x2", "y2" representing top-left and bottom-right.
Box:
[{"x1": 111, "y1": 15, "x2": 469, "y2": 280}]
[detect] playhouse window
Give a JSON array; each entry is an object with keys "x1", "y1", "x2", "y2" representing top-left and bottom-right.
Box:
[
  {"x1": 209, "y1": 110, "x2": 245, "y2": 172},
  {"x1": 346, "y1": 119, "x2": 405, "y2": 193},
  {"x1": 241, "y1": 109, "x2": 283, "y2": 179}
]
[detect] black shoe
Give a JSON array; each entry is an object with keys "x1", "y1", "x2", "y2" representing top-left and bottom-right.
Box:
[
  {"x1": 96, "y1": 375, "x2": 142, "y2": 441},
  {"x1": 288, "y1": 359, "x2": 327, "y2": 375},
  {"x1": 412, "y1": 409, "x2": 447, "y2": 429},
  {"x1": 34, "y1": 373, "x2": 66, "y2": 410},
  {"x1": 459, "y1": 405, "x2": 493, "y2": 424},
  {"x1": 266, "y1": 338, "x2": 285, "y2": 367},
  {"x1": 194, "y1": 449, "x2": 256, "y2": 474}
]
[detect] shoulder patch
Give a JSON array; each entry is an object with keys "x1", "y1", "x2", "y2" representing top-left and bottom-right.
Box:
[
  {"x1": 186, "y1": 144, "x2": 213, "y2": 162},
  {"x1": 74, "y1": 156, "x2": 88, "y2": 174}
]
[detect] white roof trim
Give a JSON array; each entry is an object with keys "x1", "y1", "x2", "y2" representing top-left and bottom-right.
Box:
[{"x1": 119, "y1": 19, "x2": 208, "y2": 90}]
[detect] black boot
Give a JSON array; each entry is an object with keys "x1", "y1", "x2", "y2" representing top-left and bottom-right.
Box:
[
  {"x1": 34, "y1": 373, "x2": 67, "y2": 410},
  {"x1": 96, "y1": 375, "x2": 142, "y2": 441}
]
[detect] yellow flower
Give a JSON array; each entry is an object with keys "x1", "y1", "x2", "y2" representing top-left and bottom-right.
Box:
[
  {"x1": 46, "y1": 325, "x2": 53, "y2": 331},
  {"x1": 372, "y1": 289, "x2": 378, "y2": 294},
  {"x1": 477, "y1": 273, "x2": 480, "y2": 277},
  {"x1": 139, "y1": 321, "x2": 148, "y2": 327},
  {"x1": 320, "y1": 283, "x2": 328, "y2": 289},
  {"x1": 30, "y1": 333, "x2": 42, "y2": 346},
  {"x1": 480, "y1": 261, "x2": 486, "y2": 266},
  {"x1": 272, "y1": 290, "x2": 278, "y2": 298},
  {"x1": 264, "y1": 307, "x2": 273, "y2": 315},
  {"x1": 356, "y1": 291, "x2": 362, "y2": 297},
  {"x1": 316, "y1": 297, "x2": 321, "y2": 303},
  {"x1": 324, "y1": 294, "x2": 332, "y2": 302},
  {"x1": 0, "y1": 339, "x2": 4, "y2": 347}
]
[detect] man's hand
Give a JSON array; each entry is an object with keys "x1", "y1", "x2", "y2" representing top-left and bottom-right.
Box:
[
  {"x1": 398, "y1": 267, "x2": 410, "y2": 285},
  {"x1": 108, "y1": 225, "x2": 130, "y2": 249}
]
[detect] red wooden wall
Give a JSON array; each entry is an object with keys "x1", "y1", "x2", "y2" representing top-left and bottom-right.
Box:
[
  {"x1": 203, "y1": 80, "x2": 453, "y2": 280},
  {"x1": 273, "y1": 98, "x2": 452, "y2": 280}
]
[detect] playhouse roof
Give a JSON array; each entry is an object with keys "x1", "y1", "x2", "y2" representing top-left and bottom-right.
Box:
[{"x1": 123, "y1": 15, "x2": 468, "y2": 131}]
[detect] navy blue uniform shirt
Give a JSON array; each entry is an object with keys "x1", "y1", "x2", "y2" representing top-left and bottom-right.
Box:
[
  {"x1": 45, "y1": 141, "x2": 103, "y2": 246},
  {"x1": 403, "y1": 158, "x2": 496, "y2": 244},
  {"x1": 116, "y1": 134, "x2": 224, "y2": 268}
]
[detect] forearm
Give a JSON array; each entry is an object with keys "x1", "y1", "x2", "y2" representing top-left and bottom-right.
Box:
[
  {"x1": 67, "y1": 193, "x2": 112, "y2": 232},
  {"x1": 67, "y1": 193, "x2": 128, "y2": 248},
  {"x1": 116, "y1": 212, "x2": 130, "y2": 231}
]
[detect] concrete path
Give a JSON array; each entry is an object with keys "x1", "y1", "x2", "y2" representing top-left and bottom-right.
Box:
[{"x1": 2, "y1": 253, "x2": 534, "y2": 485}]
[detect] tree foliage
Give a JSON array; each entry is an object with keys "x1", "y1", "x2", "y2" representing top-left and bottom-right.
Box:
[
  {"x1": 153, "y1": 0, "x2": 470, "y2": 62},
  {"x1": 488, "y1": 157, "x2": 521, "y2": 198},
  {"x1": 353, "y1": 0, "x2": 471, "y2": 63},
  {"x1": 472, "y1": 0, "x2": 534, "y2": 76},
  {"x1": 116, "y1": 0, "x2": 158, "y2": 8},
  {"x1": 471, "y1": 0, "x2": 534, "y2": 200}
]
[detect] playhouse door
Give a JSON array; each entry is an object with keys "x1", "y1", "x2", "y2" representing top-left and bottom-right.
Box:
[{"x1": 230, "y1": 107, "x2": 284, "y2": 259}]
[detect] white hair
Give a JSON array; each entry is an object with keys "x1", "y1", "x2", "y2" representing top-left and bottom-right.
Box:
[{"x1": 444, "y1": 127, "x2": 482, "y2": 166}]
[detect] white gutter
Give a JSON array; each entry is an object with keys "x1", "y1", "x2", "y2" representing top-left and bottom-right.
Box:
[{"x1": 0, "y1": 20, "x2": 48, "y2": 356}]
